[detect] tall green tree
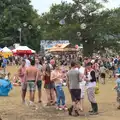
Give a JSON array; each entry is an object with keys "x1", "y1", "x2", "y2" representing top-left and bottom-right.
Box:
[
  {"x1": 0, "y1": 0, "x2": 41, "y2": 51},
  {"x1": 40, "y1": 0, "x2": 120, "y2": 56}
]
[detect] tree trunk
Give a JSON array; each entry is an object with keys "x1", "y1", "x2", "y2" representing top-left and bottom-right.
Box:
[{"x1": 82, "y1": 41, "x2": 94, "y2": 57}]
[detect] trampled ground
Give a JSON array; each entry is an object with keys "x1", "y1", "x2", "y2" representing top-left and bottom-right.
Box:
[{"x1": 0, "y1": 66, "x2": 120, "y2": 120}]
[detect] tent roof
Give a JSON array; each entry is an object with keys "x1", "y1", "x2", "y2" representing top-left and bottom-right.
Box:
[
  {"x1": 12, "y1": 46, "x2": 36, "y2": 53},
  {"x1": 51, "y1": 43, "x2": 70, "y2": 49},
  {"x1": 49, "y1": 43, "x2": 78, "y2": 52},
  {"x1": 2, "y1": 47, "x2": 12, "y2": 53}
]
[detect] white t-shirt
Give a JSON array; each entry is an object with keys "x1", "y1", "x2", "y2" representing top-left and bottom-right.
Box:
[
  {"x1": 79, "y1": 66, "x2": 85, "y2": 75},
  {"x1": 86, "y1": 71, "x2": 96, "y2": 89},
  {"x1": 25, "y1": 59, "x2": 31, "y2": 67}
]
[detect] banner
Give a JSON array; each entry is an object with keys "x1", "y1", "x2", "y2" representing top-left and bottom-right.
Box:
[{"x1": 40, "y1": 40, "x2": 69, "y2": 50}]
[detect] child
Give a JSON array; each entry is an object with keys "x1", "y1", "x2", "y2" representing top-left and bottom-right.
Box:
[{"x1": 114, "y1": 75, "x2": 120, "y2": 109}]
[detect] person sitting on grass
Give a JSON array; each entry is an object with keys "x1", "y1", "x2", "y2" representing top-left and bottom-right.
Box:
[
  {"x1": 114, "y1": 75, "x2": 120, "y2": 109},
  {"x1": 4, "y1": 72, "x2": 11, "y2": 80},
  {"x1": 13, "y1": 74, "x2": 21, "y2": 86}
]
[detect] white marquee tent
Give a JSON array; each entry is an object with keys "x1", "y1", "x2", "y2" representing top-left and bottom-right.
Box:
[{"x1": 12, "y1": 46, "x2": 36, "y2": 54}]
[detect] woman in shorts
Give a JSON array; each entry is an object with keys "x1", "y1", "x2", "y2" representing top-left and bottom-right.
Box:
[{"x1": 43, "y1": 65, "x2": 55, "y2": 106}]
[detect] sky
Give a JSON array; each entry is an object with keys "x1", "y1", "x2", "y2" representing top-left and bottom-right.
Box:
[{"x1": 31, "y1": 0, "x2": 120, "y2": 14}]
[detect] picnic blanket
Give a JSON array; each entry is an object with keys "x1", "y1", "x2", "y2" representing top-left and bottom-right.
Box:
[{"x1": 0, "y1": 79, "x2": 12, "y2": 96}]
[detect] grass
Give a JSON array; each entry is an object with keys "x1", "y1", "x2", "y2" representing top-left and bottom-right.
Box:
[{"x1": 0, "y1": 66, "x2": 119, "y2": 120}]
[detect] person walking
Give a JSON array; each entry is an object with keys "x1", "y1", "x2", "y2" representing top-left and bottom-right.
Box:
[
  {"x1": 67, "y1": 61, "x2": 82, "y2": 116},
  {"x1": 18, "y1": 59, "x2": 27, "y2": 104},
  {"x1": 35, "y1": 58, "x2": 43, "y2": 103},
  {"x1": 42, "y1": 65, "x2": 55, "y2": 106},
  {"x1": 25, "y1": 59, "x2": 38, "y2": 105},
  {"x1": 85, "y1": 62, "x2": 98, "y2": 115}
]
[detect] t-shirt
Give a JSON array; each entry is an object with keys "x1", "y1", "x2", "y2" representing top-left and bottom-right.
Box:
[
  {"x1": 79, "y1": 66, "x2": 85, "y2": 75},
  {"x1": 25, "y1": 59, "x2": 31, "y2": 67},
  {"x1": 86, "y1": 70, "x2": 96, "y2": 89},
  {"x1": 100, "y1": 66, "x2": 106, "y2": 73},
  {"x1": 2, "y1": 58, "x2": 7, "y2": 67},
  {"x1": 115, "y1": 78, "x2": 120, "y2": 92},
  {"x1": 67, "y1": 69, "x2": 81, "y2": 89}
]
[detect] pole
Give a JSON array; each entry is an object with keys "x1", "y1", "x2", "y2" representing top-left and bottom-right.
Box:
[
  {"x1": 19, "y1": 29, "x2": 22, "y2": 43},
  {"x1": 18, "y1": 28, "x2": 22, "y2": 44}
]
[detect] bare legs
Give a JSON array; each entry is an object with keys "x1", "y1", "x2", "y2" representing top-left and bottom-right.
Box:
[
  {"x1": 45, "y1": 89, "x2": 55, "y2": 105},
  {"x1": 21, "y1": 90, "x2": 26, "y2": 103},
  {"x1": 38, "y1": 89, "x2": 42, "y2": 102}
]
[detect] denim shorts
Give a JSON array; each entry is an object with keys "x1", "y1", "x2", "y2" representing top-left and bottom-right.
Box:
[{"x1": 44, "y1": 83, "x2": 55, "y2": 89}]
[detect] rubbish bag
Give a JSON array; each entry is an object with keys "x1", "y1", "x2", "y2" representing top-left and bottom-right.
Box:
[{"x1": 0, "y1": 79, "x2": 12, "y2": 96}]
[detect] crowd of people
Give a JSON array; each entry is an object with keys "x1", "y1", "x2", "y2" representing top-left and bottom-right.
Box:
[{"x1": 1, "y1": 54, "x2": 120, "y2": 116}]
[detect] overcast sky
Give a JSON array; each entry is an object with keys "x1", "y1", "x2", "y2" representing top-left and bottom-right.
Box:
[{"x1": 31, "y1": 0, "x2": 120, "y2": 14}]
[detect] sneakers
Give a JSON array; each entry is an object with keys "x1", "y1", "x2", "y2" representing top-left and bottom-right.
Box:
[
  {"x1": 89, "y1": 112, "x2": 98, "y2": 115},
  {"x1": 68, "y1": 106, "x2": 73, "y2": 116},
  {"x1": 29, "y1": 101, "x2": 34, "y2": 106},
  {"x1": 62, "y1": 105, "x2": 68, "y2": 110},
  {"x1": 56, "y1": 105, "x2": 68, "y2": 111},
  {"x1": 56, "y1": 106, "x2": 63, "y2": 110}
]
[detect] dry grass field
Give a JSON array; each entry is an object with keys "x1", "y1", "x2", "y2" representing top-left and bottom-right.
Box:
[{"x1": 0, "y1": 66, "x2": 120, "y2": 120}]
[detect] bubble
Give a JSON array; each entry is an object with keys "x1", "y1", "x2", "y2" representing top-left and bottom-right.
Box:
[
  {"x1": 28, "y1": 25, "x2": 32, "y2": 29},
  {"x1": 89, "y1": 13, "x2": 93, "y2": 16},
  {"x1": 77, "y1": 11, "x2": 84, "y2": 17},
  {"x1": 37, "y1": 25, "x2": 41, "y2": 30},
  {"x1": 23, "y1": 22, "x2": 27, "y2": 27},
  {"x1": 80, "y1": 23, "x2": 87, "y2": 29},
  {"x1": 47, "y1": 21, "x2": 50, "y2": 24},
  {"x1": 77, "y1": 32, "x2": 81, "y2": 37}
]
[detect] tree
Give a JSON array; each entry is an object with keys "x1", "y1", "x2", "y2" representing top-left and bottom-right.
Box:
[
  {"x1": 0, "y1": 0, "x2": 41, "y2": 51},
  {"x1": 40, "y1": 0, "x2": 120, "y2": 56}
]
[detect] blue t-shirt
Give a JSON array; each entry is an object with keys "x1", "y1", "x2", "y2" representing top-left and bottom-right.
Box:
[
  {"x1": 2, "y1": 58, "x2": 7, "y2": 68},
  {"x1": 115, "y1": 78, "x2": 120, "y2": 92}
]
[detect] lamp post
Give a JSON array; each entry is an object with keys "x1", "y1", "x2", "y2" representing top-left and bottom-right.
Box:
[{"x1": 18, "y1": 23, "x2": 41, "y2": 45}]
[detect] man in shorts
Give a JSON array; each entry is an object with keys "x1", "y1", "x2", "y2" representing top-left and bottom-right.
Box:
[
  {"x1": 18, "y1": 59, "x2": 27, "y2": 104},
  {"x1": 35, "y1": 58, "x2": 43, "y2": 103},
  {"x1": 25, "y1": 59, "x2": 38, "y2": 105},
  {"x1": 67, "y1": 61, "x2": 82, "y2": 116}
]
